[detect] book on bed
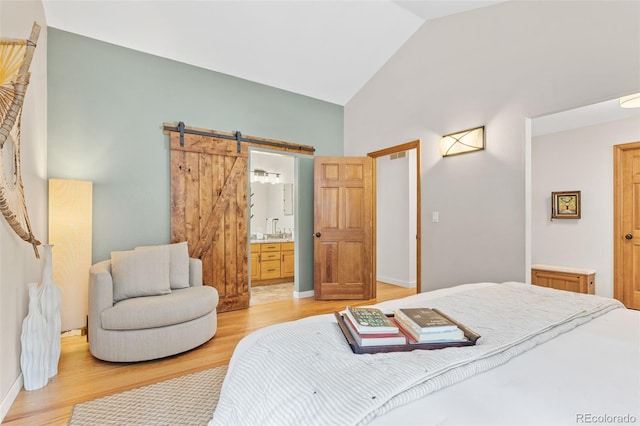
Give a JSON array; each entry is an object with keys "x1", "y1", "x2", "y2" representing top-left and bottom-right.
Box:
[
  {"x1": 345, "y1": 306, "x2": 399, "y2": 334},
  {"x1": 343, "y1": 315, "x2": 407, "y2": 346},
  {"x1": 394, "y1": 308, "x2": 459, "y2": 333},
  {"x1": 392, "y1": 315, "x2": 465, "y2": 343}
]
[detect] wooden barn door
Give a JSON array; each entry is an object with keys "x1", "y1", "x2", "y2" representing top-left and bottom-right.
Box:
[
  {"x1": 165, "y1": 123, "x2": 315, "y2": 312},
  {"x1": 167, "y1": 128, "x2": 249, "y2": 312}
]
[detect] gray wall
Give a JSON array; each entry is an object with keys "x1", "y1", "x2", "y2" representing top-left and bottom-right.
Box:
[
  {"x1": 47, "y1": 29, "x2": 344, "y2": 293},
  {"x1": 345, "y1": 0, "x2": 640, "y2": 291},
  {"x1": 1, "y1": 1, "x2": 48, "y2": 420}
]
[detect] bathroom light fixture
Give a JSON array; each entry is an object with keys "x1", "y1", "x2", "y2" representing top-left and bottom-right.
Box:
[
  {"x1": 620, "y1": 93, "x2": 640, "y2": 108},
  {"x1": 440, "y1": 126, "x2": 485, "y2": 157},
  {"x1": 251, "y1": 169, "x2": 280, "y2": 184}
]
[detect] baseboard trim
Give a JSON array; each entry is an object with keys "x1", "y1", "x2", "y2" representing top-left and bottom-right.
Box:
[
  {"x1": 0, "y1": 373, "x2": 23, "y2": 423},
  {"x1": 294, "y1": 289, "x2": 314, "y2": 299},
  {"x1": 377, "y1": 276, "x2": 416, "y2": 288}
]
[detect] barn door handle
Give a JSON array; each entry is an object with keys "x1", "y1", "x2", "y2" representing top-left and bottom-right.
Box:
[
  {"x1": 313, "y1": 232, "x2": 322, "y2": 238},
  {"x1": 625, "y1": 234, "x2": 633, "y2": 240}
]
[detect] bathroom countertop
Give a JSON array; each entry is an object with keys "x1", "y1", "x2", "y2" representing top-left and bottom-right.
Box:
[{"x1": 250, "y1": 238, "x2": 294, "y2": 244}]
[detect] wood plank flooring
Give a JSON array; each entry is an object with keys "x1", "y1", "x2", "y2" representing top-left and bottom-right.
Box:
[{"x1": 3, "y1": 283, "x2": 415, "y2": 425}]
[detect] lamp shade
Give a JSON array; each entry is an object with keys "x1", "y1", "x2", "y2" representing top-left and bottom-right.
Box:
[
  {"x1": 620, "y1": 93, "x2": 640, "y2": 109},
  {"x1": 440, "y1": 126, "x2": 485, "y2": 157},
  {"x1": 48, "y1": 179, "x2": 92, "y2": 332}
]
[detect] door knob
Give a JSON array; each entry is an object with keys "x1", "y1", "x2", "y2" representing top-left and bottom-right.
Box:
[
  {"x1": 625, "y1": 234, "x2": 633, "y2": 240},
  {"x1": 313, "y1": 232, "x2": 322, "y2": 238}
]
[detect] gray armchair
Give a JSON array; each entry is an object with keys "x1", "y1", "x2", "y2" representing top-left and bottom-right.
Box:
[{"x1": 88, "y1": 257, "x2": 218, "y2": 362}]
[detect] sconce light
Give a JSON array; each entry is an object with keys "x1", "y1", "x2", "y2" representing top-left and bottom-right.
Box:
[
  {"x1": 251, "y1": 169, "x2": 280, "y2": 184},
  {"x1": 440, "y1": 126, "x2": 485, "y2": 157},
  {"x1": 620, "y1": 93, "x2": 640, "y2": 109}
]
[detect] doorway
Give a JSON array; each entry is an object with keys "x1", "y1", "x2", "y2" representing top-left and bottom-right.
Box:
[
  {"x1": 249, "y1": 150, "x2": 296, "y2": 305},
  {"x1": 369, "y1": 140, "x2": 421, "y2": 294}
]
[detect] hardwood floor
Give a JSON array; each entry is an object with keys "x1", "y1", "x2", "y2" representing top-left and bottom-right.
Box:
[{"x1": 3, "y1": 283, "x2": 415, "y2": 425}]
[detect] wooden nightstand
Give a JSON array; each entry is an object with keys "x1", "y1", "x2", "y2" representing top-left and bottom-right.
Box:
[{"x1": 531, "y1": 264, "x2": 595, "y2": 295}]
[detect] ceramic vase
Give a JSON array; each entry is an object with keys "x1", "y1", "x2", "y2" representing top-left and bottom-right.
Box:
[
  {"x1": 20, "y1": 282, "x2": 48, "y2": 391},
  {"x1": 38, "y1": 244, "x2": 61, "y2": 379}
]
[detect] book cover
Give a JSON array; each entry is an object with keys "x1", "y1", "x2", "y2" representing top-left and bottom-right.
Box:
[
  {"x1": 395, "y1": 308, "x2": 459, "y2": 333},
  {"x1": 345, "y1": 306, "x2": 399, "y2": 334},
  {"x1": 343, "y1": 316, "x2": 407, "y2": 346}
]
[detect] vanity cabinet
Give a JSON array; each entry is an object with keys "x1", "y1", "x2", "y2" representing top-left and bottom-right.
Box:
[
  {"x1": 531, "y1": 264, "x2": 595, "y2": 295},
  {"x1": 260, "y1": 243, "x2": 282, "y2": 280},
  {"x1": 250, "y1": 244, "x2": 261, "y2": 281},
  {"x1": 251, "y1": 242, "x2": 294, "y2": 282},
  {"x1": 281, "y1": 242, "x2": 294, "y2": 278}
]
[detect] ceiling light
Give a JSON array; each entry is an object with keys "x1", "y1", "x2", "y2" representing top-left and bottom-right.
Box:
[
  {"x1": 620, "y1": 93, "x2": 640, "y2": 108},
  {"x1": 440, "y1": 126, "x2": 485, "y2": 157}
]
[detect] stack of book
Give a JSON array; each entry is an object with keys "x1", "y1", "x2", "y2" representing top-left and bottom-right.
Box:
[
  {"x1": 344, "y1": 306, "x2": 407, "y2": 346},
  {"x1": 393, "y1": 308, "x2": 467, "y2": 343}
]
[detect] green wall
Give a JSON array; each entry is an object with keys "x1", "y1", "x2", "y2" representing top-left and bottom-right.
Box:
[{"x1": 47, "y1": 29, "x2": 343, "y2": 293}]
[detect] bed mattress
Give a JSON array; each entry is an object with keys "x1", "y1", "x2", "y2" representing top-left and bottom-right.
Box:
[{"x1": 211, "y1": 283, "x2": 640, "y2": 425}]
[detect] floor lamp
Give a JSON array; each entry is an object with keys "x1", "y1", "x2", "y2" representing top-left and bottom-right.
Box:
[{"x1": 48, "y1": 179, "x2": 92, "y2": 333}]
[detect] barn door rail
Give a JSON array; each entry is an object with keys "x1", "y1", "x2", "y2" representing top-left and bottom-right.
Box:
[{"x1": 163, "y1": 121, "x2": 315, "y2": 154}]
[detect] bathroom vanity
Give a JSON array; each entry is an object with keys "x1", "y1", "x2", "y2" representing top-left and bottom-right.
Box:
[{"x1": 250, "y1": 240, "x2": 294, "y2": 284}]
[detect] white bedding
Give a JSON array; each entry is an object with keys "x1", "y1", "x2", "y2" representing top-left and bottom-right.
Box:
[{"x1": 211, "y1": 283, "x2": 640, "y2": 425}]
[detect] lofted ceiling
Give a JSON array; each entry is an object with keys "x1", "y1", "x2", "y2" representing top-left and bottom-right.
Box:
[
  {"x1": 42, "y1": 0, "x2": 639, "y2": 129},
  {"x1": 42, "y1": 0, "x2": 506, "y2": 106}
]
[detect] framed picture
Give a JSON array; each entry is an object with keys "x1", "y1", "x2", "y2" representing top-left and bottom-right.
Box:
[{"x1": 551, "y1": 191, "x2": 581, "y2": 219}]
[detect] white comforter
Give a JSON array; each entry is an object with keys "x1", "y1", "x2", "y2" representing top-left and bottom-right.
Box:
[{"x1": 211, "y1": 283, "x2": 639, "y2": 425}]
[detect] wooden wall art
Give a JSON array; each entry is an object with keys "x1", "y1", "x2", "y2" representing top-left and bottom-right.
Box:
[{"x1": 0, "y1": 22, "x2": 41, "y2": 257}]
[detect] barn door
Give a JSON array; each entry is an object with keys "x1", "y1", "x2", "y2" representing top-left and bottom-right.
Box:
[{"x1": 168, "y1": 129, "x2": 249, "y2": 312}]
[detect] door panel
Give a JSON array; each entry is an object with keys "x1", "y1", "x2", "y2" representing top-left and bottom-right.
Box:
[
  {"x1": 169, "y1": 131, "x2": 249, "y2": 312},
  {"x1": 614, "y1": 142, "x2": 640, "y2": 309},
  {"x1": 314, "y1": 156, "x2": 373, "y2": 300}
]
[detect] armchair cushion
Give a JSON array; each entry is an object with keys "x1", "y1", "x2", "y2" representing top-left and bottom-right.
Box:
[
  {"x1": 136, "y1": 241, "x2": 190, "y2": 289},
  {"x1": 111, "y1": 245, "x2": 171, "y2": 302},
  {"x1": 101, "y1": 286, "x2": 218, "y2": 330}
]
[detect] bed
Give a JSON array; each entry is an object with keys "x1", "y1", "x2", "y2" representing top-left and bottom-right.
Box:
[{"x1": 210, "y1": 282, "x2": 640, "y2": 425}]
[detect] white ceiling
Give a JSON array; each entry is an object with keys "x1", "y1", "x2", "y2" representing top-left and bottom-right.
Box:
[{"x1": 41, "y1": 0, "x2": 505, "y2": 106}]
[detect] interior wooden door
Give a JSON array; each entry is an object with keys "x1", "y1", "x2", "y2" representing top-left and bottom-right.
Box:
[
  {"x1": 169, "y1": 131, "x2": 249, "y2": 312},
  {"x1": 313, "y1": 156, "x2": 374, "y2": 300},
  {"x1": 614, "y1": 141, "x2": 640, "y2": 310}
]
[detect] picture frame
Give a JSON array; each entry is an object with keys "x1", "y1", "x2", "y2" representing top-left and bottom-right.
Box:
[{"x1": 551, "y1": 191, "x2": 581, "y2": 219}]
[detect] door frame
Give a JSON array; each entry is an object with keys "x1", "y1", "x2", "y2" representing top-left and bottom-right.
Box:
[
  {"x1": 248, "y1": 148, "x2": 299, "y2": 296},
  {"x1": 368, "y1": 140, "x2": 421, "y2": 293},
  {"x1": 613, "y1": 141, "x2": 640, "y2": 305}
]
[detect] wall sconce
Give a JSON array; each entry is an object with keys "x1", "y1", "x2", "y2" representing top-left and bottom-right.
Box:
[
  {"x1": 440, "y1": 126, "x2": 485, "y2": 157},
  {"x1": 251, "y1": 169, "x2": 280, "y2": 184},
  {"x1": 620, "y1": 93, "x2": 640, "y2": 108},
  {"x1": 48, "y1": 179, "x2": 92, "y2": 333}
]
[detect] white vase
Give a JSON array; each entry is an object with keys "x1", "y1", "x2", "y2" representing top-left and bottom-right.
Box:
[
  {"x1": 20, "y1": 282, "x2": 49, "y2": 391},
  {"x1": 38, "y1": 244, "x2": 61, "y2": 379}
]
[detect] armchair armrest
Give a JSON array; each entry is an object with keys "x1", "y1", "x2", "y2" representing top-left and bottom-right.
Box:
[
  {"x1": 88, "y1": 260, "x2": 115, "y2": 323},
  {"x1": 189, "y1": 258, "x2": 203, "y2": 287}
]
